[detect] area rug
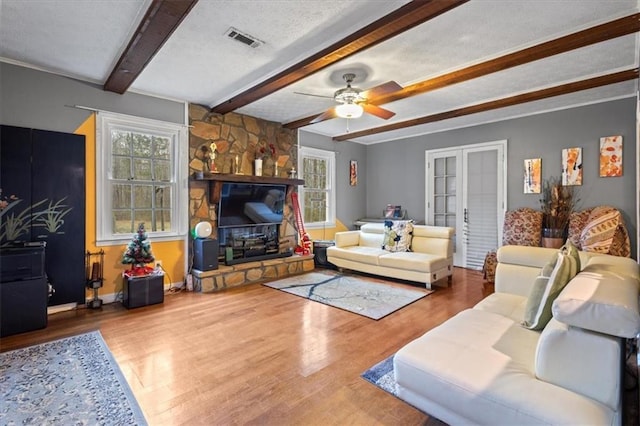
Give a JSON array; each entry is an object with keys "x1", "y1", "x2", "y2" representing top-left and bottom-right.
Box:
[
  {"x1": 361, "y1": 354, "x2": 398, "y2": 396},
  {"x1": 263, "y1": 271, "x2": 431, "y2": 320},
  {"x1": 0, "y1": 331, "x2": 147, "y2": 425}
]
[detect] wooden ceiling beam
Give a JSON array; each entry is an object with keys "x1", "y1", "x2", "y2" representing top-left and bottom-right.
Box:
[
  {"x1": 286, "y1": 12, "x2": 640, "y2": 129},
  {"x1": 209, "y1": 0, "x2": 469, "y2": 115},
  {"x1": 332, "y1": 68, "x2": 639, "y2": 141},
  {"x1": 104, "y1": 0, "x2": 199, "y2": 94}
]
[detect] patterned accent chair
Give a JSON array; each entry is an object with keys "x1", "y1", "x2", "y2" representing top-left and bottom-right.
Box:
[
  {"x1": 568, "y1": 206, "x2": 631, "y2": 258},
  {"x1": 482, "y1": 207, "x2": 544, "y2": 283}
]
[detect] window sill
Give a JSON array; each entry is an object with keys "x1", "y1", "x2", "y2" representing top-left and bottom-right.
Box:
[{"x1": 96, "y1": 233, "x2": 188, "y2": 247}]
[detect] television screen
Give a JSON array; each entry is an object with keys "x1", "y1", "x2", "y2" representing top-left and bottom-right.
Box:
[{"x1": 218, "y1": 183, "x2": 287, "y2": 228}]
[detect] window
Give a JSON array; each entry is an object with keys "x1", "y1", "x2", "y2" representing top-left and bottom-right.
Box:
[
  {"x1": 96, "y1": 111, "x2": 188, "y2": 245},
  {"x1": 298, "y1": 147, "x2": 336, "y2": 229}
]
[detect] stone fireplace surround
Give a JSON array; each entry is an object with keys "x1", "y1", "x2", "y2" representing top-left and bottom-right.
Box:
[{"x1": 190, "y1": 172, "x2": 308, "y2": 292}]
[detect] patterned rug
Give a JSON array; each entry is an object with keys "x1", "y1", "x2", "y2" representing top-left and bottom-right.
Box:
[
  {"x1": 263, "y1": 271, "x2": 432, "y2": 320},
  {"x1": 361, "y1": 354, "x2": 398, "y2": 395},
  {"x1": 0, "y1": 331, "x2": 147, "y2": 425}
]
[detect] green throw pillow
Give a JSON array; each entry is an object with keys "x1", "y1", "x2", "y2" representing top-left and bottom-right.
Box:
[
  {"x1": 382, "y1": 220, "x2": 414, "y2": 252},
  {"x1": 522, "y1": 242, "x2": 580, "y2": 330}
]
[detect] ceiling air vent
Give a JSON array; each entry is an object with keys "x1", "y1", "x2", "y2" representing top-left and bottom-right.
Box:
[{"x1": 224, "y1": 27, "x2": 263, "y2": 48}]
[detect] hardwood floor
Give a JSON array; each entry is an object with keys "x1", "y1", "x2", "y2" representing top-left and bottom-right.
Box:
[{"x1": 0, "y1": 268, "x2": 491, "y2": 425}]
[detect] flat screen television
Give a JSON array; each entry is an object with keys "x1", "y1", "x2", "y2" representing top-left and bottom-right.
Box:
[{"x1": 217, "y1": 183, "x2": 287, "y2": 228}]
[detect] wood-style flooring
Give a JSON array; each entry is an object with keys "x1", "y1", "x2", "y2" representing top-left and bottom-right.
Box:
[{"x1": 0, "y1": 268, "x2": 493, "y2": 425}]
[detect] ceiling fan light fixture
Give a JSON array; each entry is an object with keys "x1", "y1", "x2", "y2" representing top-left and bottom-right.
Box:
[{"x1": 336, "y1": 103, "x2": 363, "y2": 119}]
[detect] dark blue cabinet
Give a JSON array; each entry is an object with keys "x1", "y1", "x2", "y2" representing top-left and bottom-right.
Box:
[{"x1": 1, "y1": 125, "x2": 85, "y2": 306}]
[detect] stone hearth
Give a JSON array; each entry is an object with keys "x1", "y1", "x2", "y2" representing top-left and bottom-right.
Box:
[{"x1": 192, "y1": 254, "x2": 314, "y2": 293}]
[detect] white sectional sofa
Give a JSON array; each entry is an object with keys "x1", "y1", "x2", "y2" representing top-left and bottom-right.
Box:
[
  {"x1": 394, "y1": 245, "x2": 640, "y2": 425},
  {"x1": 326, "y1": 222, "x2": 454, "y2": 289}
]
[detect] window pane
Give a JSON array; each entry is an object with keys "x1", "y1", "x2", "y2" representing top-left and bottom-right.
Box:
[
  {"x1": 112, "y1": 157, "x2": 131, "y2": 179},
  {"x1": 303, "y1": 158, "x2": 327, "y2": 190},
  {"x1": 154, "y1": 160, "x2": 171, "y2": 181},
  {"x1": 112, "y1": 184, "x2": 131, "y2": 209},
  {"x1": 154, "y1": 137, "x2": 171, "y2": 159},
  {"x1": 303, "y1": 190, "x2": 327, "y2": 222},
  {"x1": 113, "y1": 210, "x2": 132, "y2": 233},
  {"x1": 134, "y1": 210, "x2": 153, "y2": 225},
  {"x1": 133, "y1": 185, "x2": 153, "y2": 208},
  {"x1": 434, "y1": 158, "x2": 445, "y2": 176},
  {"x1": 111, "y1": 131, "x2": 130, "y2": 155},
  {"x1": 132, "y1": 133, "x2": 152, "y2": 156},
  {"x1": 133, "y1": 158, "x2": 152, "y2": 180},
  {"x1": 154, "y1": 185, "x2": 171, "y2": 208},
  {"x1": 152, "y1": 209, "x2": 172, "y2": 232}
]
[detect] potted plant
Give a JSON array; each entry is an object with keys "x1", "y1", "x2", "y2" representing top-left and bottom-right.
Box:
[{"x1": 539, "y1": 176, "x2": 579, "y2": 248}]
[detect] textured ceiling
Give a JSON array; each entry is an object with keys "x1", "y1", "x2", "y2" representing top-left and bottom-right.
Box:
[{"x1": 1, "y1": 0, "x2": 638, "y2": 144}]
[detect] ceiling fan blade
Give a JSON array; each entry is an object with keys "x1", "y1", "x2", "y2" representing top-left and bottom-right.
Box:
[
  {"x1": 361, "y1": 81, "x2": 402, "y2": 100},
  {"x1": 362, "y1": 103, "x2": 396, "y2": 120},
  {"x1": 294, "y1": 91, "x2": 334, "y2": 99},
  {"x1": 310, "y1": 107, "x2": 337, "y2": 124}
]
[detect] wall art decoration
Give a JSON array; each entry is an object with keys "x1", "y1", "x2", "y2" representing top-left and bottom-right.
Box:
[
  {"x1": 562, "y1": 147, "x2": 582, "y2": 186},
  {"x1": 599, "y1": 135, "x2": 622, "y2": 177},
  {"x1": 350, "y1": 160, "x2": 358, "y2": 186},
  {"x1": 523, "y1": 158, "x2": 541, "y2": 193}
]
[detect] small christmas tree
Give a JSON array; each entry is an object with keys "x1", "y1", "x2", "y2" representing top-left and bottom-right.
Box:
[{"x1": 122, "y1": 223, "x2": 155, "y2": 275}]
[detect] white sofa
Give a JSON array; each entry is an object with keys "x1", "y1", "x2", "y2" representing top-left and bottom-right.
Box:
[
  {"x1": 394, "y1": 245, "x2": 640, "y2": 425},
  {"x1": 326, "y1": 223, "x2": 454, "y2": 289}
]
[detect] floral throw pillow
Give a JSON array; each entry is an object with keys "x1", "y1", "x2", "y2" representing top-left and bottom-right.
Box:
[{"x1": 382, "y1": 220, "x2": 414, "y2": 252}]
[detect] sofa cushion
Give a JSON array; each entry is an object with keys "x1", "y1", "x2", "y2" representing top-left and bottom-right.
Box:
[
  {"x1": 535, "y1": 318, "x2": 621, "y2": 410},
  {"x1": 395, "y1": 309, "x2": 616, "y2": 425},
  {"x1": 522, "y1": 242, "x2": 579, "y2": 330},
  {"x1": 382, "y1": 220, "x2": 413, "y2": 252},
  {"x1": 552, "y1": 269, "x2": 640, "y2": 338},
  {"x1": 325, "y1": 246, "x2": 387, "y2": 266},
  {"x1": 378, "y1": 251, "x2": 448, "y2": 273},
  {"x1": 474, "y1": 292, "x2": 527, "y2": 322}
]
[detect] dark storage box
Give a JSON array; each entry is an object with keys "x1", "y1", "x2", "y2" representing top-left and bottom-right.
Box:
[
  {"x1": 0, "y1": 246, "x2": 48, "y2": 337},
  {"x1": 123, "y1": 274, "x2": 164, "y2": 309}
]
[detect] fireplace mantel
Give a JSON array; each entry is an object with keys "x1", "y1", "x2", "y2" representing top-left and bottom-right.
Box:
[
  {"x1": 192, "y1": 172, "x2": 304, "y2": 186},
  {"x1": 191, "y1": 172, "x2": 304, "y2": 205}
]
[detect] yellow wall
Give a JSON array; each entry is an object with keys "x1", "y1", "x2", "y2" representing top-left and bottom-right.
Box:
[
  {"x1": 75, "y1": 114, "x2": 185, "y2": 301},
  {"x1": 307, "y1": 219, "x2": 349, "y2": 243}
]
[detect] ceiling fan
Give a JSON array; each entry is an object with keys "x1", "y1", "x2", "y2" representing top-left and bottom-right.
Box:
[{"x1": 296, "y1": 73, "x2": 402, "y2": 124}]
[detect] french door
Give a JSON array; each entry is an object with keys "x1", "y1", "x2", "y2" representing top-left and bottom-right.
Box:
[{"x1": 426, "y1": 141, "x2": 506, "y2": 269}]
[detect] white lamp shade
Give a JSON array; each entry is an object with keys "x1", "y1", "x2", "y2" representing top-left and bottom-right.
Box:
[
  {"x1": 336, "y1": 103, "x2": 363, "y2": 119},
  {"x1": 194, "y1": 221, "x2": 212, "y2": 239}
]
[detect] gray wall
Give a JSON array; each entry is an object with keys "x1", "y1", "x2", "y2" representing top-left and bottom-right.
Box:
[
  {"x1": 365, "y1": 97, "x2": 637, "y2": 255},
  {"x1": 0, "y1": 62, "x2": 185, "y2": 132},
  {"x1": 298, "y1": 130, "x2": 367, "y2": 229}
]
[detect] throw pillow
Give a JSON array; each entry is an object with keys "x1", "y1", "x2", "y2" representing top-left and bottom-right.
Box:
[
  {"x1": 580, "y1": 206, "x2": 622, "y2": 254},
  {"x1": 566, "y1": 208, "x2": 593, "y2": 249},
  {"x1": 382, "y1": 220, "x2": 414, "y2": 252},
  {"x1": 522, "y1": 242, "x2": 580, "y2": 330}
]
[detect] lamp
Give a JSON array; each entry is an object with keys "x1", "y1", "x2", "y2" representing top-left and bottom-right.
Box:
[{"x1": 335, "y1": 102, "x2": 363, "y2": 119}]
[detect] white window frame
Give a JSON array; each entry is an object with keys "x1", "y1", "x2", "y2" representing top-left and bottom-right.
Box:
[
  {"x1": 96, "y1": 111, "x2": 188, "y2": 245},
  {"x1": 298, "y1": 146, "x2": 336, "y2": 229}
]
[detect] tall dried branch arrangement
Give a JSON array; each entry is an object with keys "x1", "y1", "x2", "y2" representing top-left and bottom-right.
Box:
[{"x1": 539, "y1": 176, "x2": 580, "y2": 231}]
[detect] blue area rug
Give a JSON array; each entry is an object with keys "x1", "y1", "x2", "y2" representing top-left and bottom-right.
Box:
[
  {"x1": 263, "y1": 271, "x2": 432, "y2": 320},
  {"x1": 362, "y1": 355, "x2": 398, "y2": 396},
  {"x1": 0, "y1": 331, "x2": 147, "y2": 425}
]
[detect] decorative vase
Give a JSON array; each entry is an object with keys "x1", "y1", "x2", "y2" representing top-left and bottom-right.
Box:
[
  {"x1": 254, "y1": 158, "x2": 263, "y2": 176},
  {"x1": 542, "y1": 228, "x2": 564, "y2": 249}
]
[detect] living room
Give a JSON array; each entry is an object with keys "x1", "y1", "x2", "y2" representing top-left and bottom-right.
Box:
[{"x1": 1, "y1": 1, "x2": 640, "y2": 424}]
